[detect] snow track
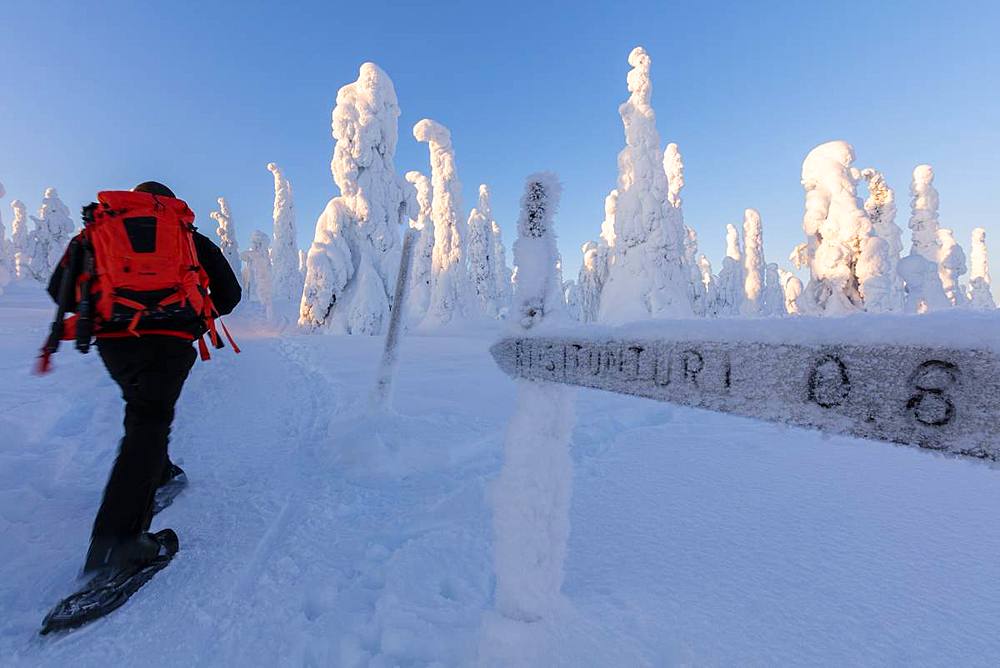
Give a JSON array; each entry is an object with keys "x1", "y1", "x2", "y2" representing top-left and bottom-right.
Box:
[{"x1": 4, "y1": 284, "x2": 1000, "y2": 666}]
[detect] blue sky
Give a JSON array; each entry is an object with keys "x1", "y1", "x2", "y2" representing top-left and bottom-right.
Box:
[{"x1": 2, "y1": 0, "x2": 998, "y2": 280}]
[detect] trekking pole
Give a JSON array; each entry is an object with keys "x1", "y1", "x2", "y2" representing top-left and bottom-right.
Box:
[
  {"x1": 36, "y1": 237, "x2": 81, "y2": 373},
  {"x1": 74, "y1": 237, "x2": 95, "y2": 354}
]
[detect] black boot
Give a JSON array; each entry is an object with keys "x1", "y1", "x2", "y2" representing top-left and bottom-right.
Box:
[{"x1": 83, "y1": 532, "x2": 162, "y2": 576}]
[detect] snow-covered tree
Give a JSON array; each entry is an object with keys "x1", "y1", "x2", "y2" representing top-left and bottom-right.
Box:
[
  {"x1": 301, "y1": 62, "x2": 411, "y2": 335},
  {"x1": 563, "y1": 279, "x2": 582, "y2": 321},
  {"x1": 793, "y1": 141, "x2": 871, "y2": 315},
  {"x1": 778, "y1": 268, "x2": 803, "y2": 315},
  {"x1": 968, "y1": 227, "x2": 995, "y2": 309},
  {"x1": 937, "y1": 228, "x2": 967, "y2": 306},
  {"x1": 210, "y1": 197, "x2": 241, "y2": 279},
  {"x1": 714, "y1": 223, "x2": 744, "y2": 316},
  {"x1": 576, "y1": 241, "x2": 605, "y2": 323},
  {"x1": 9, "y1": 200, "x2": 29, "y2": 280},
  {"x1": 267, "y1": 162, "x2": 303, "y2": 304},
  {"x1": 27, "y1": 188, "x2": 74, "y2": 282},
  {"x1": 860, "y1": 168, "x2": 904, "y2": 311},
  {"x1": 491, "y1": 219, "x2": 512, "y2": 317},
  {"x1": 697, "y1": 254, "x2": 718, "y2": 317},
  {"x1": 467, "y1": 184, "x2": 501, "y2": 318},
  {"x1": 909, "y1": 165, "x2": 941, "y2": 262},
  {"x1": 414, "y1": 118, "x2": 470, "y2": 328},
  {"x1": 898, "y1": 165, "x2": 950, "y2": 313},
  {"x1": 402, "y1": 170, "x2": 435, "y2": 325},
  {"x1": 664, "y1": 142, "x2": 684, "y2": 211},
  {"x1": 512, "y1": 173, "x2": 565, "y2": 328},
  {"x1": 298, "y1": 249, "x2": 307, "y2": 278},
  {"x1": 241, "y1": 230, "x2": 273, "y2": 319},
  {"x1": 760, "y1": 263, "x2": 786, "y2": 316},
  {"x1": 741, "y1": 208, "x2": 765, "y2": 316},
  {"x1": 599, "y1": 47, "x2": 691, "y2": 324}
]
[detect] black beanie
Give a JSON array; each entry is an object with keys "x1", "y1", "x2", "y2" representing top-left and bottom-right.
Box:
[{"x1": 132, "y1": 181, "x2": 176, "y2": 198}]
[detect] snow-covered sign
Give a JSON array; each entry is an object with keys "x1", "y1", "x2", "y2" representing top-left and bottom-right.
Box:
[{"x1": 491, "y1": 335, "x2": 1000, "y2": 460}]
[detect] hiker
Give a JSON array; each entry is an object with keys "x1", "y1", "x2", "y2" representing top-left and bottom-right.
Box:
[{"x1": 46, "y1": 181, "x2": 241, "y2": 575}]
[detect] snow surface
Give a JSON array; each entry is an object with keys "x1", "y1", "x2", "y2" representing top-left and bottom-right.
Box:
[{"x1": 4, "y1": 282, "x2": 1000, "y2": 665}]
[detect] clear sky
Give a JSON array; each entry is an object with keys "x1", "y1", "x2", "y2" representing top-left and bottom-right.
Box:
[{"x1": 2, "y1": 0, "x2": 998, "y2": 285}]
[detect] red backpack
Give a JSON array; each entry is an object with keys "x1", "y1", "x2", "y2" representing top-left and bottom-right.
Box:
[{"x1": 38, "y1": 190, "x2": 238, "y2": 372}]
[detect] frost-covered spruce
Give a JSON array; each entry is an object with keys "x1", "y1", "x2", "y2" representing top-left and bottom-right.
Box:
[
  {"x1": 684, "y1": 226, "x2": 708, "y2": 317},
  {"x1": 241, "y1": 230, "x2": 274, "y2": 319},
  {"x1": 414, "y1": 118, "x2": 470, "y2": 328},
  {"x1": 599, "y1": 47, "x2": 691, "y2": 324},
  {"x1": 779, "y1": 268, "x2": 803, "y2": 315},
  {"x1": 795, "y1": 141, "x2": 870, "y2": 315},
  {"x1": 741, "y1": 208, "x2": 765, "y2": 316},
  {"x1": 493, "y1": 171, "x2": 574, "y2": 621},
  {"x1": 9, "y1": 200, "x2": 29, "y2": 280},
  {"x1": 267, "y1": 162, "x2": 303, "y2": 304},
  {"x1": 563, "y1": 279, "x2": 582, "y2": 321},
  {"x1": 967, "y1": 227, "x2": 995, "y2": 309},
  {"x1": 27, "y1": 188, "x2": 74, "y2": 282},
  {"x1": 576, "y1": 241, "x2": 606, "y2": 323},
  {"x1": 466, "y1": 184, "x2": 501, "y2": 318},
  {"x1": 909, "y1": 164, "x2": 941, "y2": 262},
  {"x1": 937, "y1": 228, "x2": 967, "y2": 306},
  {"x1": 210, "y1": 197, "x2": 241, "y2": 279},
  {"x1": 402, "y1": 171, "x2": 435, "y2": 325},
  {"x1": 512, "y1": 173, "x2": 565, "y2": 329},
  {"x1": 714, "y1": 223, "x2": 744, "y2": 316},
  {"x1": 301, "y1": 63, "x2": 411, "y2": 334},
  {"x1": 860, "y1": 168, "x2": 904, "y2": 311}
]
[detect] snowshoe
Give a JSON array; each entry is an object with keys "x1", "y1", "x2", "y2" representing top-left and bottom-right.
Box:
[
  {"x1": 153, "y1": 463, "x2": 187, "y2": 515},
  {"x1": 40, "y1": 529, "x2": 179, "y2": 635}
]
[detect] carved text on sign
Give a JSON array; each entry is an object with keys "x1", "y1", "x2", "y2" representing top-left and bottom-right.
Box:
[{"x1": 492, "y1": 337, "x2": 1000, "y2": 461}]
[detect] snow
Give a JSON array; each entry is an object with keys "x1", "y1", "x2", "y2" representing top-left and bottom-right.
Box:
[
  {"x1": 267, "y1": 162, "x2": 304, "y2": 308},
  {"x1": 3, "y1": 282, "x2": 1000, "y2": 665},
  {"x1": 511, "y1": 173, "x2": 564, "y2": 330},
  {"x1": 740, "y1": 208, "x2": 765, "y2": 316},
  {"x1": 598, "y1": 47, "x2": 691, "y2": 324}
]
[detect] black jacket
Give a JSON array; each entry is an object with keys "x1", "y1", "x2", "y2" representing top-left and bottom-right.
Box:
[{"x1": 48, "y1": 230, "x2": 242, "y2": 317}]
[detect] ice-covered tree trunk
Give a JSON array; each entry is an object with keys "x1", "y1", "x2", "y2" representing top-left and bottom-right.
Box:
[
  {"x1": 492, "y1": 172, "x2": 574, "y2": 621},
  {"x1": 241, "y1": 230, "x2": 274, "y2": 319},
  {"x1": 741, "y1": 208, "x2": 765, "y2": 316},
  {"x1": 9, "y1": 200, "x2": 29, "y2": 280},
  {"x1": 860, "y1": 168, "x2": 904, "y2": 311},
  {"x1": 491, "y1": 220, "x2": 512, "y2": 317},
  {"x1": 300, "y1": 62, "x2": 410, "y2": 335},
  {"x1": 779, "y1": 268, "x2": 803, "y2": 315},
  {"x1": 714, "y1": 223, "x2": 744, "y2": 316},
  {"x1": 599, "y1": 47, "x2": 691, "y2": 324},
  {"x1": 467, "y1": 184, "x2": 500, "y2": 318},
  {"x1": 414, "y1": 118, "x2": 470, "y2": 328},
  {"x1": 210, "y1": 197, "x2": 242, "y2": 280},
  {"x1": 937, "y1": 228, "x2": 968, "y2": 306},
  {"x1": 403, "y1": 171, "x2": 434, "y2": 326},
  {"x1": 968, "y1": 227, "x2": 995, "y2": 309},
  {"x1": 267, "y1": 162, "x2": 304, "y2": 304},
  {"x1": 27, "y1": 188, "x2": 74, "y2": 282},
  {"x1": 795, "y1": 141, "x2": 870, "y2": 315}
]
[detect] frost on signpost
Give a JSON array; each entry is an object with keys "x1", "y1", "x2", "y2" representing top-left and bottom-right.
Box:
[{"x1": 491, "y1": 173, "x2": 575, "y2": 622}]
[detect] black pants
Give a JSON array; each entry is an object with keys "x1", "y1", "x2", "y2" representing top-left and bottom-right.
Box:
[{"x1": 92, "y1": 337, "x2": 196, "y2": 540}]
